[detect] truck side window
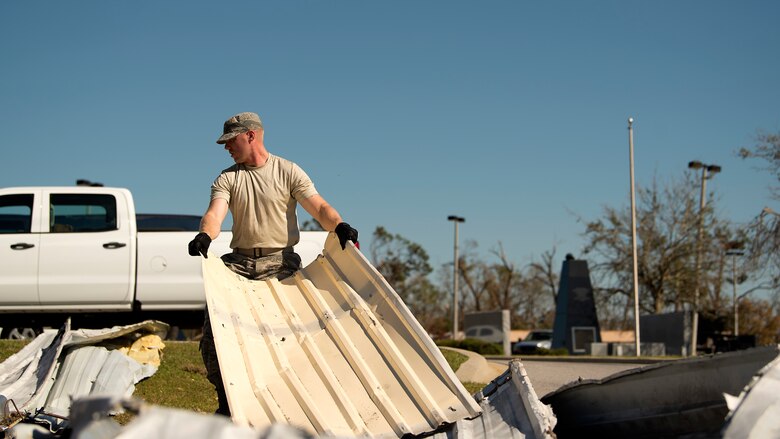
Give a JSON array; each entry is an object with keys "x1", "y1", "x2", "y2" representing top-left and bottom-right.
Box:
[
  {"x1": 0, "y1": 194, "x2": 34, "y2": 234},
  {"x1": 50, "y1": 194, "x2": 118, "y2": 233}
]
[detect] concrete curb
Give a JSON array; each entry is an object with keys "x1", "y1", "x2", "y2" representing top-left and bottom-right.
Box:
[
  {"x1": 485, "y1": 355, "x2": 672, "y2": 365},
  {"x1": 441, "y1": 346, "x2": 507, "y2": 384}
]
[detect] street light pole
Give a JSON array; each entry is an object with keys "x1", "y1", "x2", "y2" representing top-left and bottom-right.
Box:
[
  {"x1": 447, "y1": 215, "x2": 465, "y2": 340},
  {"x1": 687, "y1": 160, "x2": 721, "y2": 356},
  {"x1": 628, "y1": 118, "x2": 641, "y2": 356},
  {"x1": 725, "y1": 246, "x2": 744, "y2": 336}
]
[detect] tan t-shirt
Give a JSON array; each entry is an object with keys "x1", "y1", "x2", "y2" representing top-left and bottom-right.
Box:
[{"x1": 210, "y1": 154, "x2": 318, "y2": 249}]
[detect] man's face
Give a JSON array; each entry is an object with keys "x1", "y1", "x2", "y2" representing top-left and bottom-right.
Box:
[{"x1": 224, "y1": 131, "x2": 251, "y2": 163}]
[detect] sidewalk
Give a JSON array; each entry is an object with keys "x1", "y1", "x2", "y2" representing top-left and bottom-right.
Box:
[{"x1": 441, "y1": 346, "x2": 507, "y2": 383}]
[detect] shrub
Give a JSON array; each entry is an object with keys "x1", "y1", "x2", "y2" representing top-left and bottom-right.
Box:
[
  {"x1": 436, "y1": 338, "x2": 504, "y2": 355},
  {"x1": 533, "y1": 347, "x2": 569, "y2": 356}
]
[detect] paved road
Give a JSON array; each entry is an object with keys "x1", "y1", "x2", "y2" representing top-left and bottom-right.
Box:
[{"x1": 488, "y1": 358, "x2": 650, "y2": 397}]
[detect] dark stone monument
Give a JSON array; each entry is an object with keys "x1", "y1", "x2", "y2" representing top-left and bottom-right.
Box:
[
  {"x1": 551, "y1": 254, "x2": 601, "y2": 354},
  {"x1": 639, "y1": 311, "x2": 693, "y2": 356}
]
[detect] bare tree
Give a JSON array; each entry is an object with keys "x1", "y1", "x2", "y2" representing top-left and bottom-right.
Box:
[
  {"x1": 455, "y1": 240, "x2": 492, "y2": 313},
  {"x1": 738, "y1": 130, "x2": 780, "y2": 300},
  {"x1": 739, "y1": 208, "x2": 780, "y2": 299},
  {"x1": 485, "y1": 244, "x2": 520, "y2": 311},
  {"x1": 446, "y1": 241, "x2": 555, "y2": 329},
  {"x1": 739, "y1": 131, "x2": 780, "y2": 201},
  {"x1": 528, "y1": 246, "x2": 559, "y2": 305},
  {"x1": 582, "y1": 174, "x2": 705, "y2": 315}
]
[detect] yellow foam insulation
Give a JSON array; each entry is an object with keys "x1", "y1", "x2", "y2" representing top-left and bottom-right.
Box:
[{"x1": 117, "y1": 335, "x2": 166, "y2": 367}]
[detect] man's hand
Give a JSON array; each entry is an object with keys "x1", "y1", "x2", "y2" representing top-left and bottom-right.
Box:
[
  {"x1": 335, "y1": 222, "x2": 359, "y2": 250},
  {"x1": 188, "y1": 232, "x2": 212, "y2": 258}
]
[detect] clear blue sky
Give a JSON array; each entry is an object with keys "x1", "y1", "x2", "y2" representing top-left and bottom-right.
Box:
[{"x1": 2, "y1": 1, "x2": 778, "y2": 279}]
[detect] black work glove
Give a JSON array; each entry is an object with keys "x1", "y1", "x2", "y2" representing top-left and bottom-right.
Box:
[
  {"x1": 335, "y1": 222, "x2": 359, "y2": 250},
  {"x1": 188, "y1": 232, "x2": 212, "y2": 258}
]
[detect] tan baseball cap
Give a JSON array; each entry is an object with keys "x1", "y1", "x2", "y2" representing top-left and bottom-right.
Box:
[{"x1": 216, "y1": 112, "x2": 263, "y2": 144}]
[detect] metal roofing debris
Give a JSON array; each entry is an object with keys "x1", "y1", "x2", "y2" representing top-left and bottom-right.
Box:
[
  {"x1": 13, "y1": 346, "x2": 780, "y2": 439},
  {"x1": 4, "y1": 317, "x2": 777, "y2": 439},
  {"x1": 0, "y1": 320, "x2": 168, "y2": 432},
  {"x1": 541, "y1": 345, "x2": 780, "y2": 438},
  {"x1": 44, "y1": 345, "x2": 156, "y2": 417},
  {"x1": 15, "y1": 347, "x2": 780, "y2": 439},
  {"x1": 59, "y1": 360, "x2": 555, "y2": 439},
  {"x1": 721, "y1": 346, "x2": 780, "y2": 438},
  {"x1": 0, "y1": 328, "x2": 65, "y2": 415},
  {"x1": 67, "y1": 395, "x2": 333, "y2": 439},
  {"x1": 202, "y1": 233, "x2": 482, "y2": 437},
  {"x1": 429, "y1": 360, "x2": 556, "y2": 439}
]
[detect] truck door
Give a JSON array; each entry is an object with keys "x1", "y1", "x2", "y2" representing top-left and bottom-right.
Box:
[
  {"x1": 38, "y1": 191, "x2": 134, "y2": 308},
  {"x1": 0, "y1": 193, "x2": 40, "y2": 306}
]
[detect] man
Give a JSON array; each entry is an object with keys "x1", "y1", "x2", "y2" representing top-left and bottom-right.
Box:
[{"x1": 188, "y1": 111, "x2": 358, "y2": 416}]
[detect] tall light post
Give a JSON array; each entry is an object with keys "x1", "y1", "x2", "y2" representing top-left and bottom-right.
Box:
[
  {"x1": 628, "y1": 117, "x2": 641, "y2": 356},
  {"x1": 687, "y1": 160, "x2": 721, "y2": 355},
  {"x1": 447, "y1": 215, "x2": 465, "y2": 340},
  {"x1": 725, "y1": 244, "x2": 745, "y2": 336}
]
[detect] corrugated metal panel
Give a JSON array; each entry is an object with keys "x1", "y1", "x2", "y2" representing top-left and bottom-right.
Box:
[
  {"x1": 44, "y1": 346, "x2": 157, "y2": 416},
  {"x1": 202, "y1": 233, "x2": 481, "y2": 437},
  {"x1": 0, "y1": 320, "x2": 167, "y2": 417},
  {"x1": 0, "y1": 328, "x2": 65, "y2": 412}
]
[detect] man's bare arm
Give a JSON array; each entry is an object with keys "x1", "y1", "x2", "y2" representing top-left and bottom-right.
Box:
[
  {"x1": 299, "y1": 194, "x2": 342, "y2": 232},
  {"x1": 200, "y1": 198, "x2": 229, "y2": 239}
]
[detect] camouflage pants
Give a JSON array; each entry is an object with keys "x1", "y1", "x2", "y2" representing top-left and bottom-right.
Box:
[{"x1": 199, "y1": 251, "x2": 302, "y2": 416}]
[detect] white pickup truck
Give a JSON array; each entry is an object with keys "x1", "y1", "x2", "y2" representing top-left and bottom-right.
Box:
[{"x1": 0, "y1": 186, "x2": 327, "y2": 338}]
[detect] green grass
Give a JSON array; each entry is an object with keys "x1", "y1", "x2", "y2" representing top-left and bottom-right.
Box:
[
  {"x1": 0, "y1": 340, "x2": 486, "y2": 421},
  {"x1": 129, "y1": 342, "x2": 217, "y2": 413},
  {"x1": 0, "y1": 340, "x2": 29, "y2": 362},
  {"x1": 461, "y1": 382, "x2": 487, "y2": 394},
  {"x1": 440, "y1": 347, "x2": 469, "y2": 372},
  {"x1": 438, "y1": 349, "x2": 492, "y2": 394}
]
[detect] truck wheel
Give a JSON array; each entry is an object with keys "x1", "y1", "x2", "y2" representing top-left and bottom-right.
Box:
[{"x1": 5, "y1": 327, "x2": 40, "y2": 340}]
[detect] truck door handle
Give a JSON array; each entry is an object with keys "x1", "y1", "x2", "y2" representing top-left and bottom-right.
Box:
[
  {"x1": 103, "y1": 242, "x2": 127, "y2": 249},
  {"x1": 10, "y1": 243, "x2": 35, "y2": 250}
]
